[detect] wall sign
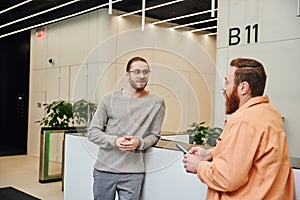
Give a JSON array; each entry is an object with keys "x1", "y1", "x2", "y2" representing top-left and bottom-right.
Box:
[
  {"x1": 229, "y1": 23, "x2": 259, "y2": 46},
  {"x1": 36, "y1": 27, "x2": 45, "y2": 39}
]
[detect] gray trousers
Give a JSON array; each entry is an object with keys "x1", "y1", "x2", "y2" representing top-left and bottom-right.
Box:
[{"x1": 93, "y1": 169, "x2": 144, "y2": 200}]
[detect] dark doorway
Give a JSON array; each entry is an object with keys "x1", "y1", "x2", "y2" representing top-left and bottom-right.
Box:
[{"x1": 0, "y1": 31, "x2": 30, "y2": 156}]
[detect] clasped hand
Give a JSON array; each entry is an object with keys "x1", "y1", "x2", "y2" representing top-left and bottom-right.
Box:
[
  {"x1": 183, "y1": 147, "x2": 212, "y2": 174},
  {"x1": 116, "y1": 136, "x2": 140, "y2": 152}
]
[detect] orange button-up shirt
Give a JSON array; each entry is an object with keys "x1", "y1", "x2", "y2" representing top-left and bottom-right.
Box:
[{"x1": 198, "y1": 96, "x2": 294, "y2": 200}]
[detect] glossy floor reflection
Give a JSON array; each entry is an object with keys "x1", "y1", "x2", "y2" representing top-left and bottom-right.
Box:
[{"x1": 0, "y1": 155, "x2": 63, "y2": 200}]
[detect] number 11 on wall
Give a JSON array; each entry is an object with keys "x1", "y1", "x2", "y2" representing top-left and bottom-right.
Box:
[{"x1": 229, "y1": 23, "x2": 259, "y2": 46}]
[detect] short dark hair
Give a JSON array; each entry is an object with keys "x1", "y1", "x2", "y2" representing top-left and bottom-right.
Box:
[
  {"x1": 126, "y1": 56, "x2": 149, "y2": 72},
  {"x1": 230, "y1": 58, "x2": 267, "y2": 97}
]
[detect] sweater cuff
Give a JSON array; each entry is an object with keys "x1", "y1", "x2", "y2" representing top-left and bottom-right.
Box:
[
  {"x1": 110, "y1": 136, "x2": 118, "y2": 148},
  {"x1": 137, "y1": 138, "x2": 144, "y2": 150}
]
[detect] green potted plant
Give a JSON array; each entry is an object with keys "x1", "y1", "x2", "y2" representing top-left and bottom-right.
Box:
[
  {"x1": 181, "y1": 121, "x2": 209, "y2": 145},
  {"x1": 72, "y1": 99, "x2": 96, "y2": 126},
  {"x1": 206, "y1": 127, "x2": 223, "y2": 147},
  {"x1": 35, "y1": 99, "x2": 96, "y2": 128},
  {"x1": 181, "y1": 122, "x2": 223, "y2": 146},
  {"x1": 35, "y1": 100, "x2": 73, "y2": 128}
]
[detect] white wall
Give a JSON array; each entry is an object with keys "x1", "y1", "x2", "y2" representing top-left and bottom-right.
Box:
[
  {"x1": 215, "y1": 0, "x2": 300, "y2": 158},
  {"x1": 28, "y1": 9, "x2": 217, "y2": 157}
]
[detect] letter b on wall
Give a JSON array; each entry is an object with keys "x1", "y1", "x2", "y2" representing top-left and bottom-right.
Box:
[
  {"x1": 229, "y1": 27, "x2": 241, "y2": 46},
  {"x1": 229, "y1": 24, "x2": 259, "y2": 46}
]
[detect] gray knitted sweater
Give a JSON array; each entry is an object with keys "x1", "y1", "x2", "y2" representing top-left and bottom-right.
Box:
[{"x1": 88, "y1": 89, "x2": 165, "y2": 173}]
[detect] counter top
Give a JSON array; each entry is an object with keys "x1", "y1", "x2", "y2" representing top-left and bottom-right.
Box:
[
  {"x1": 290, "y1": 157, "x2": 300, "y2": 169},
  {"x1": 65, "y1": 133, "x2": 300, "y2": 169}
]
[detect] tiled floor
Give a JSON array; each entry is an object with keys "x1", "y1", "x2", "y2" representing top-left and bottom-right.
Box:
[{"x1": 0, "y1": 155, "x2": 63, "y2": 200}]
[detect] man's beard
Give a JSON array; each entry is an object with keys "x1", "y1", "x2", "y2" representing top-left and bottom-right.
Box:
[
  {"x1": 225, "y1": 86, "x2": 240, "y2": 114},
  {"x1": 129, "y1": 79, "x2": 147, "y2": 92}
]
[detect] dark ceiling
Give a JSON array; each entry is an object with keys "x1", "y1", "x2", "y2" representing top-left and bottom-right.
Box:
[{"x1": 0, "y1": 0, "x2": 217, "y2": 38}]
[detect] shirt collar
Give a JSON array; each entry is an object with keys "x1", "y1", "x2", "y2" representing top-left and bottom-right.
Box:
[{"x1": 238, "y1": 95, "x2": 269, "y2": 112}]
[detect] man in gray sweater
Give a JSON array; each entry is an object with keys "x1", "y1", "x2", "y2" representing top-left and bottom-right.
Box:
[{"x1": 88, "y1": 56, "x2": 166, "y2": 200}]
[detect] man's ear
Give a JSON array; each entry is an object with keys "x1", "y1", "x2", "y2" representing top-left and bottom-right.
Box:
[{"x1": 239, "y1": 81, "x2": 250, "y2": 95}]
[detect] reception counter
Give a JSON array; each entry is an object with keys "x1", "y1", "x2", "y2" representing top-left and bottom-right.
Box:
[{"x1": 63, "y1": 134, "x2": 300, "y2": 200}]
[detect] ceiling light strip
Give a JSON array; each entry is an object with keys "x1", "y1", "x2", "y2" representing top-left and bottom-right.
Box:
[
  {"x1": 141, "y1": 0, "x2": 146, "y2": 31},
  {"x1": 0, "y1": 0, "x2": 80, "y2": 29},
  {"x1": 173, "y1": 18, "x2": 217, "y2": 29},
  {"x1": 109, "y1": 0, "x2": 112, "y2": 14},
  {"x1": 211, "y1": 0, "x2": 215, "y2": 17},
  {"x1": 152, "y1": 9, "x2": 217, "y2": 25},
  {"x1": 119, "y1": 0, "x2": 184, "y2": 18},
  {"x1": 205, "y1": 32, "x2": 217, "y2": 36},
  {"x1": 0, "y1": 0, "x2": 122, "y2": 39},
  {"x1": 190, "y1": 25, "x2": 217, "y2": 33},
  {"x1": 297, "y1": 0, "x2": 300, "y2": 17},
  {"x1": 0, "y1": 0, "x2": 32, "y2": 15}
]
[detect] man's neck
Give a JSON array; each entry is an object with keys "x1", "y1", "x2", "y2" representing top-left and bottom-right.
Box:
[
  {"x1": 239, "y1": 95, "x2": 252, "y2": 108},
  {"x1": 122, "y1": 88, "x2": 148, "y2": 98}
]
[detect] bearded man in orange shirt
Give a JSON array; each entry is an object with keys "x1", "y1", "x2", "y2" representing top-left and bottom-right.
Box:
[{"x1": 183, "y1": 58, "x2": 294, "y2": 200}]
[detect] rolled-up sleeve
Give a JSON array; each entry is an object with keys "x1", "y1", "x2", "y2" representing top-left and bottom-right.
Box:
[{"x1": 197, "y1": 121, "x2": 260, "y2": 192}]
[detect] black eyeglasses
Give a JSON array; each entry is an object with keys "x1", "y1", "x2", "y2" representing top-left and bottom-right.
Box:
[{"x1": 128, "y1": 69, "x2": 151, "y2": 76}]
